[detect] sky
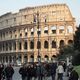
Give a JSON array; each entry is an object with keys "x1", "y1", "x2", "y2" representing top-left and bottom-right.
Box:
[{"x1": 0, "y1": 0, "x2": 80, "y2": 25}]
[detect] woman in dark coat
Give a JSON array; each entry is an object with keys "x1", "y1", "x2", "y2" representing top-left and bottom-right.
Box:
[
  {"x1": 4, "y1": 64, "x2": 14, "y2": 80},
  {"x1": 19, "y1": 64, "x2": 27, "y2": 80}
]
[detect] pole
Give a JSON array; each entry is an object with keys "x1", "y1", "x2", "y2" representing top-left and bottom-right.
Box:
[
  {"x1": 37, "y1": 11, "x2": 41, "y2": 80},
  {"x1": 37, "y1": 11, "x2": 40, "y2": 64}
]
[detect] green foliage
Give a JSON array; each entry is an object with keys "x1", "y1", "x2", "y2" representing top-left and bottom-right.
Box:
[
  {"x1": 72, "y1": 52, "x2": 80, "y2": 65},
  {"x1": 74, "y1": 25, "x2": 80, "y2": 51},
  {"x1": 74, "y1": 65, "x2": 80, "y2": 76},
  {"x1": 58, "y1": 45, "x2": 74, "y2": 60},
  {"x1": 73, "y1": 24, "x2": 80, "y2": 65}
]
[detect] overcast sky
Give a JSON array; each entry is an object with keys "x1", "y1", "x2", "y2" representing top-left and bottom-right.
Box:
[{"x1": 0, "y1": 0, "x2": 80, "y2": 25}]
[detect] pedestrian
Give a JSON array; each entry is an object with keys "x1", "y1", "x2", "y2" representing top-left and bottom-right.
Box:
[
  {"x1": 67, "y1": 63, "x2": 73, "y2": 77},
  {"x1": 0, "y1": 64, "x2": 4, "y2": 80},
  {"x1": 63, "y1": 62, "x2": 66, "y2": 72},
  {"x1": 69, "y1": 67, "x2": 79, "y2": 80},
  {"x1": 51, "y1": 61, "x2": 57, "y2": 80},
  {"x1": 27, "y1": 64, "x2": 33, "y2": 80},
  {"x1": 32, "y1": 64, "x2": 37, "y2": 80},
  {"x1": 19, "y1": 64, "x2": 27, "y2": 80},
  {"x1": 57, "y1": 61, "x2": 64, "y2": 80},
  {"x1": 4, "y1": 64, "x2": 14, "y2": 80}
]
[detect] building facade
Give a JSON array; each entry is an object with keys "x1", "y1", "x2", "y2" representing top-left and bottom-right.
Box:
[{"x1": 0, "y1": 4, "x2": 76, "y2": 65}]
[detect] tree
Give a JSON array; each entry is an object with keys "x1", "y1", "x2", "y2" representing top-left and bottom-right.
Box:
[
  {"x1": 73, "y1": 24, "x2": 80, "y2": 65},
  {"x1": 58, "y1": 45, "x2": 75, "y2": 60},
  {"x1": 74, "y1": 25, "x2": 80, "y2": 51}
]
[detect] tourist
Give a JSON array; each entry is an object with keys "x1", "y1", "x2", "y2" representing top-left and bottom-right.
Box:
[
  {"x1": 57, "y1": 61, "x2": 64, "y2": 80},
  {"x1": 4, "y1": 64, "x2": 14, "y2": 80},
  {"x1": 19, "y1": 64, "x2": 27, "y2": 80}
]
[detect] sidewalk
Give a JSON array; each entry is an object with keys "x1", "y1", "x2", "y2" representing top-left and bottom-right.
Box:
[{"x1": 55, "y1": 72, "x2": 68, "y2": 80}]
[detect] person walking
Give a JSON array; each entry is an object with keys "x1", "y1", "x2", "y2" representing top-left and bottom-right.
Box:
[
  {"x1": 19, "y1": 64, "x2": 27, "y2": 80},
  {"x1": 0, "y1": 64, "x2": 4, "y2": 80},
  {"x1": 50, "y1": 61, "x2": 57, "y2": 80},
  {"x1": 4, "y1": 64, "x2": 14, "y2": 80},
  {"x1": 57, "y1": 61, "x2": 64, "y2": 80}
]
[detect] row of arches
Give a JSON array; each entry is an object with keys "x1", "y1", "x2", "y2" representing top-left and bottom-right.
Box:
[
  {"x1": 0, "y1": 54, "x2": 57, "y2": 64},
  {"x1": 0, "y1": 40, "x2": 73, "y2": 52}
]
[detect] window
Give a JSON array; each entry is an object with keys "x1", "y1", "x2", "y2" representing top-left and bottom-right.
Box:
[
  {"x1": 60, "y1": 40, "x2": 64, "y2": 48},
  {"x1": 24, "y1": 15, "x2": 27, "y2": 19},
  {"x1": 25, "y1": 28, "x2": 27, "y2": 36},
  {"x1": 51, "y1": 26, "x2": 56, "y2": 34},
  {"x1": 37, "y1": 41, "x2": 41, "y2": 49},
  {"x1": 14, "y1": 42, "x2": 16, "y2": 50},
  {"x1": 20, "y1": 33, "x2": 22, "y2": 37},
  {"x1": 52, "y1": 41, "x2": 56, "y2": 48},
  {"x1": 30, "y1": 41, "x2": 34, "y2": 49},
  {"x1": 6, "y1": 43, "x2": 8, "y2": 51},
  {"x1": 67, "y1": 26, "x2": 73, "y2": 33},
  {"x1": 37, "y1": 31, "x2": 41, "y2": 35},
  {"x1": 37, "y1": 28, "x2": 41, "y2": 35},
  {"x1": 19, "y1": 42, "x2": 22, "y2": 50},
  {"x1": 44, "y1": 30, "x2": 48, "y2": 34},
  {"x1": 33, "y1": 14, "x2": 37, "y2": 23},
  {"x1": 25, "y1": 32, "x2": 27, "y2": 36},
  {"x1": 9, "y1": 43, "x2": 12, "y2": 50},
  {"x1": 24, "y1": 41, "x2": 27, "y2": 49},
  {"x1": 44, "y1": 41, "x2": 48, "y2": 48},
  {"x1": 59, "y1": 26, "x2": 64, "y2": 34},
  {"x1": 31, "y1": 28, "x2": 34, "y2": 35},
  {"x1": 31, "y1": 32, "x2": 34, "y2": 35},
  {"x1": 52, "y1": 30, "x2": 56, "y2": 34},
  {"x1": 44, "y1": 27, "x2": 48, "y2": 34},
  {"x1": 3, "y1": 32, "x2": 5, "y2": 38}
]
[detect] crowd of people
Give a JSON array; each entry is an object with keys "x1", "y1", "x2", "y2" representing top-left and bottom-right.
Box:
[{"x1": 0, "y1": 61, "x2": 79, "y2": 80}]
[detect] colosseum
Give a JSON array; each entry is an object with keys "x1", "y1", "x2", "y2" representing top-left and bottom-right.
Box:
[{"x1": 0, "y1": 4, "x2": 76, "y2": 65}]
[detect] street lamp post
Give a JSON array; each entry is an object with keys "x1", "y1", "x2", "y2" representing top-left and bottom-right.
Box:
[
  {"x1": 36, "y1": 12, "x2": 42, "y2": 80},
  {"x1": 37, "y1": 11, "x2": 41, "y2": 64}
]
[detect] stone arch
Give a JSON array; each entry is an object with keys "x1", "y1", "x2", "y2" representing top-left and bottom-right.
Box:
[
  {"x1": 19, "y1": 42, "x2": 22, "y2": 50},
  {"x1": 25, "y1": 28, "x2": 28, "y2": 36},
  {"x1": 51, "y1": 55, "x2": 57, "y2": 62},
  {"x1": 44, "y1": 40, "x2": 48, "y2": 48},
  {"x1": 37, "y1": 55, "x2": 41, "y2": 62},
  {"x1": 59, "y1": 26, "x2": 64, "y2": 33},
  {"x1": 30, "y1": 41, "x2": 34, "y2": 49},
  {"x1": 60, "y1": 40, "x2": 64, "y2": 48},
  {"x1": 9, "y1": 56, "x2": 12, "y2": 63},
  {"x1": 24, "y1": 41, "x2": 27, "y2": 49},
  {"x1": 67, "y1": 26, "x2": 73, "y2": 33},
  {"x1": 44, "y1": 55, "x2": 49, "y2": 62},
  {"x1": 24, "y1": 55, "x2": 27, "y2": 63},
  {"x1": 30, "y1": 55, "x2": 34, "y2": 62},
  {"x1": 68, "y1": 40, "x2": 73, "y2": 45},
  {"x1": 17, "y1": 55, "x2": 21, "y2": 65},
  {"x1": 51, "y1": 26, "x2": 57, "y2": 34},
  {"x1": 52, "y1": 40, "x2": 56, "y2": 48},
  {"x1": 13, "y1": 41, "x2": 16, "y2": 50},
  {"x1": 37, "y1": 41, "x2": 41, "y2": 49}
]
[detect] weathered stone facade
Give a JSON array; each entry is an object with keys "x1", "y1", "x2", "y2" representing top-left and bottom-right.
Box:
[{"x1": 0, "y1": 4, "x2": 76, "y2": 65}]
